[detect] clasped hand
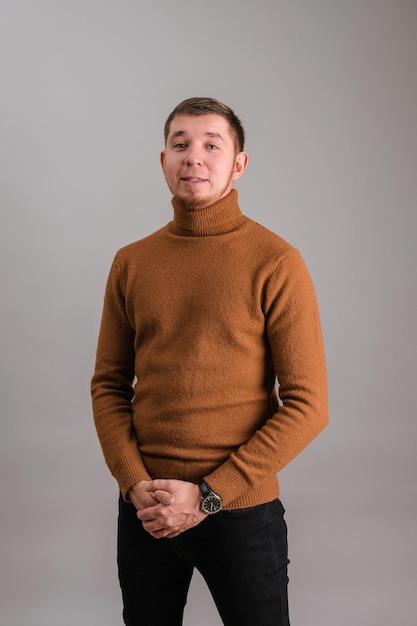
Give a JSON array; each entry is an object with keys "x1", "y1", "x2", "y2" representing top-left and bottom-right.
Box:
[{"x1": 128, "y1": 479, "x2": 208, "y2": 539}]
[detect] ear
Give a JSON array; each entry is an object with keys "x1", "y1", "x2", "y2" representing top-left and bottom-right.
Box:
[
  {"x1": 232, "y1": 151, "x2": 249, "y2": 180},
  {"x1": 160, "y1": 150, "x2": 166, "y2": 175}
]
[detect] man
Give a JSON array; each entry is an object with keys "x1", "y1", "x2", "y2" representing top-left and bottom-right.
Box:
[{"x1": 91, "y1": 97, "x2": 328, "y2": 625}]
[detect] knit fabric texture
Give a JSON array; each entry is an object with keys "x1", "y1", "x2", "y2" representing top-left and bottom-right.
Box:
[{"x1": 91, "y1": 190, "x2": 328, "y2": 508}]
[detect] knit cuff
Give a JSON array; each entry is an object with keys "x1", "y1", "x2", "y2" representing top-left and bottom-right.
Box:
[
  {"x1": 113, "y1": 455, "x2": 152, "y2": 501},
  {"x1": 204, "y1": 460, "x2": 279, "y2": 509}
]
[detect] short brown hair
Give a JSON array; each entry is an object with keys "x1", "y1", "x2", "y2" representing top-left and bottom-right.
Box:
[{"x1": 164, "y1": 97, "x2": 245, "y2": 152}]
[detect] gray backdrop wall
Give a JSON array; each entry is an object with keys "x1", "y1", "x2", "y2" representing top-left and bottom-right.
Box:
[{"x1": 1, "y1": 1, "x2": 416, "y2": 625}]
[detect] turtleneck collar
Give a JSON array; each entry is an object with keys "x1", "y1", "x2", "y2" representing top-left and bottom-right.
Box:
[{"x1": 169, "y1": 189, "x2": 245, "y2": 237}]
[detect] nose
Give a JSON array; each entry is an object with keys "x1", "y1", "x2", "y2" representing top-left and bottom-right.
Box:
[{"x1": 184, "y1": 147, "x2": 203, "y2": 166}]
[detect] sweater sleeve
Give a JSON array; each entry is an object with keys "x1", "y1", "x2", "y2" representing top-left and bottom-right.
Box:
[
  {"x1": 91, "y1": 255, "x2": 151, "y2": 499},
  {"x1": 204, "y1": 248, "x2": 329, "y2": 507}
]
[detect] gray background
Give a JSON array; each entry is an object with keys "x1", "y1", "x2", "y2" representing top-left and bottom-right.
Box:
[{"x1": 1, "y1": 1, "x2": 416, "y2": 625}]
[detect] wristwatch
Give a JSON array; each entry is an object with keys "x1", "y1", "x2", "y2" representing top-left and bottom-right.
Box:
[{"x1": 199, "y1": 481, "x2": 222, "y2": 514}]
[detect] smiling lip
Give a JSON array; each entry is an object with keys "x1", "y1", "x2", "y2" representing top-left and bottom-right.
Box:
[{"x1": 181, "y1": 177, "x2": 208, "y2": 182}]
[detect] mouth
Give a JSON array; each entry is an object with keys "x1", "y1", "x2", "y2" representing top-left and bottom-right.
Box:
[{"x1": 180, "y1": 176, "x2": 208, "y2": 183}]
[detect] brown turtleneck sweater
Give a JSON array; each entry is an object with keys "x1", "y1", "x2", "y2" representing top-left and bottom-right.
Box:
[{"x1": 91, "y1": 190, "x2": 328, "y2": 509}]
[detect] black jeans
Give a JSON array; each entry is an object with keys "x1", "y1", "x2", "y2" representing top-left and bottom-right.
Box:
[{"x1": 118, "y1": 495, "x2": 290, "y2": 626}]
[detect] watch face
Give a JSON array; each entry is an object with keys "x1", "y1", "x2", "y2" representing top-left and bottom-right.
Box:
[{"x1": 202, "y1": 494, "x2": 222, "y2": 514}]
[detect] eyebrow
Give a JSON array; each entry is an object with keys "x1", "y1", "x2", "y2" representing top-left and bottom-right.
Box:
[{"x1": 170, "y1": 130, "x2": 224, "y2": 142}]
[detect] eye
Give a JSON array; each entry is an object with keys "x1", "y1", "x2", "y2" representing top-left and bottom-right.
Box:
[
  {"x1": 174, "y1": 143, "x2": 187, "y2": 150},
  {"x1": 207, "y1": 144, "x2": 218, "y2": 150}
]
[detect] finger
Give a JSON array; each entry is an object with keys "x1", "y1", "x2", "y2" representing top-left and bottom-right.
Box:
[
  {"x1": 151, "y1": 489, "x2": 175, "y2": 506},
  {"x1": 141, "y1": 512, "x2": 177, "y2": 533},
  {"x1": 148, "y1": 527, "x2": 180, "y2": 539},
  {"x1": 143, "y1": 520, "x2": 175, "y2": 537},
  {"x1": 146, "y1": 479, "x2": 173, "y2": 492},
  {"x1": 166, "y1": 531, "x2": 181, "y2": 539},
  {"x1": 137, "y1": 505, "x2": 159, "y2": 521},
  {"x1": 143, "y1": 521, "x2": 164, "y2": 534}
]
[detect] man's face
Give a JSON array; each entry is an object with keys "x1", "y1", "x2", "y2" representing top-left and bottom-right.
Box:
[{"x1": 161, "y1": 114, "x2": 248, "y2": 210}]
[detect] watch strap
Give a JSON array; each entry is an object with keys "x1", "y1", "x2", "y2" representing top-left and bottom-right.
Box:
[{"x1": 198, "y1": 481, "x2": 211, "y2": 499}]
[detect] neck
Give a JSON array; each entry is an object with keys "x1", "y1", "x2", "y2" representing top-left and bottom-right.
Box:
[{"x1": 170, "y1": 190, "x2": 245, "y2": 237}]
